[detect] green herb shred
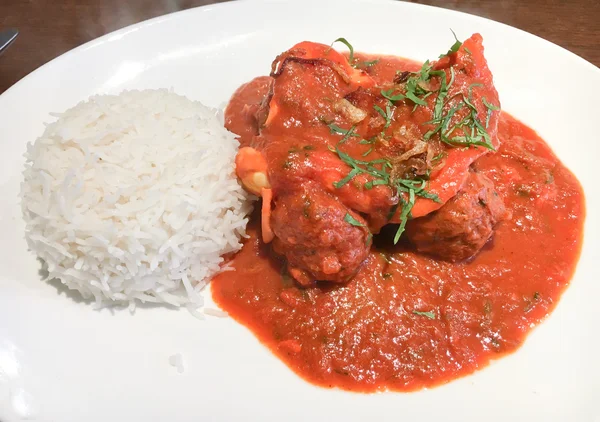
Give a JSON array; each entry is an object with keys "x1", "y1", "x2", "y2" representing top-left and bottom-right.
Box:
[
  {"x1": 482, "y1": 97, "x2": 500, "y2": 128},
  {"x1": 324, "y1": 34, "x2": 495, "y2": 244},
  {"x1": 344, "y1": 213, "x2": 372, "y2": 245},
  {"x1": 373, "y1": 103, "x2": 392, "y2": 129},
  {"x1": 326, "y1": 121, "x2": 440, "y2": 244},
  {"x1": 332, "y1": 37, "x2": 355, "y2": 66},
  {"x1": 356, "y1": 58, "x2": 380, "y2": 68},
  {"x1": 344, "y1": 213, "x2": 364, "y2": 227},
  {"x1": 327, "y1": 123, "x2": 359, "y2": 141},
  {"x1": 413, "y1": 310, "x2": 436, "y2": 319},
  {"x1": 443, "y1": 29, "x2": 463, "y2": 57},
  {"x1": 381, "y1": 89, "x2": 406, "y2": 102}
]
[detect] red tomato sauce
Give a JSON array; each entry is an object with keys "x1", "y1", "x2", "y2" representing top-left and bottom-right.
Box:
[{"x1": 212, "y1": 55, "x2": 585, "y2": 392}]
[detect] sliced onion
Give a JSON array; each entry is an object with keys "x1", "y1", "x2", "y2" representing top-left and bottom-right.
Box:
[{"x1": 334, "y1": 98, "x2": 368, "y2": 124}]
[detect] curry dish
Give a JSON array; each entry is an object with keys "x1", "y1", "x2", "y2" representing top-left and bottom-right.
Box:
[{"x1": 212, "y1": 34, "x2": 585, "y2": 392}]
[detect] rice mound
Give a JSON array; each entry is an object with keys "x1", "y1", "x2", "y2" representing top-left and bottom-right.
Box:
[{"x1": 20, "y1": 89, "x2": 252, "y2": 309}]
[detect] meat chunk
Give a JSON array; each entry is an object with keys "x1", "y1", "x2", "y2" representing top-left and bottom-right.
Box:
[
  {"x1": 233, "y1": 34, "x2": 503, "y2": 285},
  {"x1": 406, "y1": 171, "x2": 510, "y2": 262},
  {"x1": 271, "y1": 184, "x2": 370, "y2": 285}
]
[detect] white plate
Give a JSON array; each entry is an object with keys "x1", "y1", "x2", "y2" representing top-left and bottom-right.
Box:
[{"x1": 1, "y1": 1, "x2": 599, "y2": 421}]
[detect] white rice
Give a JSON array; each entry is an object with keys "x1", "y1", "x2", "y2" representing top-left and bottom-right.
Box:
[{"x1": 20, "y1": 89, "x2": 252, "y2": 309}]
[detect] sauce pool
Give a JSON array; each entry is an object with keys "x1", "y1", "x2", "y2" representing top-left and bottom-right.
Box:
[{"x1": 212, "y1": 55, "x2": 585, "y2": 392}]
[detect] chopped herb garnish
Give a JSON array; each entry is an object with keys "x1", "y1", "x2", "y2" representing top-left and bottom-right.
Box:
[
  {"x1": 405, "y1": 90, "x2": 428, "y2": 106},
  {"x1": 324, "y1": 36, "x2": 490, "y2": 244},
  {"x1": 303, "y1": 145, "x2": 315, "y2": 150},
  {"x1": 344, "y1": 213, "x2": 372, "y2": 245},
  {"x1": 328, "y1": 139, "x2": 391, "y2": 188},
  {"x1": 331, "y1": 37, "x2": 379, "y2": 69},
  {"x1": 382, "y1": 273, "x2": 393, "y2": 279},
  {"x1": 431, "y1": 152, "x2": 446, "y2": 162},
  {"x1": 403, "y1": 61, "x2": 434, "y2": 106},
  {"x1": 356, "y1": 58, "x2": 380, "y2": 68},
  {"x1": 387, "y1": 36, "x2": 497, "y2": 151},
  {"x1": 394, "y1": 195, "x2": 411, "y2": 243},
  {"x1": 423, "y1": 74, "x2": 495, "y2": 150},
  {"x1": 369, "y1": 100, "x2": 394, "y2": 153},
  {"x1": 439, "y1": 29, "x2": 462, "y2": 58},
  {"x1": 482, "y1": 97, "x2": 500, "y2": 128},
  {"x1": 373, "y1": 103, "x2": 392, "y2": 129},
  {"x1": 482, "y1": 97, "x2": 500, "y2": 111},
  {"x1": 364, "y1": 179, "x2": 388, "y2": 189},
  {"x1": 332, "y1": 37, "x2": 354, "y2": 63},
  {"x1": 432, "y1": 68, "x2": 452, "y2": 122},
  {"x1": 394, "y1": 182, "x2": 442, "y2": 240},
  {"x1": 388, "y1": 61, "x2": 436, "y2": 110},
  {"x1": 328, "y1": 132, "x2": 439, "y2": 243},
  {"x1": 327, "y1": 125, "x2": 439, "y2": 244},
  {"x1": 332, "y1": 167, "x2": 361, "y2": 188},
  {"x1": 485, "y1": 109, "x2": 493, "y2": 128},
  {"x1": 381, "y1": 89, "x2": 406, "y2": 102},
  {"x1": 344, "y1": 213, "x2": 364, "y2": 227},
  {"x1": 411, "y1": 92, "x2": 433, "y2": 112},
  {"x1": 413, "y1": 310, "x2": 436, "y2": 319},
  {"x1": 327, "y1": 123, "x2": 359, "y2": 140}
]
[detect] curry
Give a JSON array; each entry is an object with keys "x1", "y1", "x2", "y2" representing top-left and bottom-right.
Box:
[{"x1": 212, "y1": 34, "x2": 584, "y2": 392}]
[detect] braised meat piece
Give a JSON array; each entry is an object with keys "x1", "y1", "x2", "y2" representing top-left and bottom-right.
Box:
[
  {"x1": 271, "y1": 183, "x2": 371, "y2": 286},
  {"x1": 232, "y1": 34, "x2": 503, "y2": 284},
  {"x1": 406, "y1": 171, "x2": 510, "y2": 262}
]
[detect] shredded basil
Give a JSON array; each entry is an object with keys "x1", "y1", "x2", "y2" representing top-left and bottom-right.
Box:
[
  {"x1": 344, "y1": 213, "x2": 364, "y2": 227},
  {"x1": 362, "y1": 147, "x2": 374, "y2": 157},
  {"x1": 439, "y1": 29, "x2": 462, "y2": 58},
  {"x1": 325, "y1": 34, "x2": 496, "y2": 244},
  {"x1": 331, "y1": 37, "x2": 355, "y2": 64},
  {"x1": 403, "y1": 61, "x2": 434, "y2": 106},
  {"x1": 344, "y1": 213, "x2": 372, "y2": 245},
  {"x1": 356, "y1": 59, "x2": 379, "y2": 68},
  {"x1": 327, "y1": 123, "x2": 360, "y2": 144},
  {"x1": 326, "y1": 123, "x2": 440, "y2": 244},
  {"x1": 373, "y1": 103, "x2": 392, "y2": 129},
  {"x1": 381, "y1": 89, "x2": 406, "y2": 102},
  {"x1": 413, "y1": 310, "x2": 436, "y2": 319}
]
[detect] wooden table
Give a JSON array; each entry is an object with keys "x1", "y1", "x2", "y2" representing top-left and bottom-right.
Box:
[{"x1": 1, "y1": 0, "x2": 598, "y2": 94}]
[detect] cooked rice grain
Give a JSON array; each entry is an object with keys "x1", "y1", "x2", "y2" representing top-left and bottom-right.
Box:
[{"x1": 21, "y1": 89, "x2": 252, "y2": 309}]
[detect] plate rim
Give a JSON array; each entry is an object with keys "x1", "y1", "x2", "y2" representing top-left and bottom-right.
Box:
[{"x1": 1, "y1": 0, "x2": 598, "y2": 103}]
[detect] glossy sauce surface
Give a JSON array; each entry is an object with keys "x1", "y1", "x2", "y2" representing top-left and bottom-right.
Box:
[{"x1": 213, "y1": 55, "x2": 585, "y2": 392}]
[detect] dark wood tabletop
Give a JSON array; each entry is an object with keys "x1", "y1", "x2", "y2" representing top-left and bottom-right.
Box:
[{"x1": 1, "y1": 0, "x2": 598, "y2": 95}]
